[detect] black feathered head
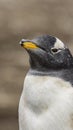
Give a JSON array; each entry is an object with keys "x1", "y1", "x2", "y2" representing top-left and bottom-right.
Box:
[{"x1": 20, "y1": 35, "x2": 73, "y2": 71}]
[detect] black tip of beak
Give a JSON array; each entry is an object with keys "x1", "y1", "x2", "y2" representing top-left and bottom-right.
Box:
[{"x1": 19, "y1": 39, "x2": 25, "y2": 46}]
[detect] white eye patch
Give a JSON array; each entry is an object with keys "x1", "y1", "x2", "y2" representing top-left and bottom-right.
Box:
[{"x1": 54, "y1": 38, "x2": 65, "y2": 49}]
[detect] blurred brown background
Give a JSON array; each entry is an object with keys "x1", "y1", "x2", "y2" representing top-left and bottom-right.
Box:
[{"x1": 0, "y1": 0, "x2": 73, "y2": 130}]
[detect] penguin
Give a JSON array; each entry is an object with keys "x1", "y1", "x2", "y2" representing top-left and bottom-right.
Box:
[{"x1": 19, "y1": 35, "x2": 73, "y2": 130}]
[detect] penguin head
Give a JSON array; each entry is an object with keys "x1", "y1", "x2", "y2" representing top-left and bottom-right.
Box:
[{"x1": 20, "y1": 35, "x2": 73, "y2": 71}]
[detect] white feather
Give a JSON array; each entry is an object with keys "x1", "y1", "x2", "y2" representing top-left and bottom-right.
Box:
[
  {"x1": 54, "y1": 38, "x2": 65, "y2": 49},
  {"x1": 19, "y1": 74, "x2": 73, "y2": 130}
]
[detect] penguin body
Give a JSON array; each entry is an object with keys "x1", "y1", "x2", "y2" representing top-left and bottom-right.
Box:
[{"x1": 19, "y1": 35, "x2": 73, "y2": 130}]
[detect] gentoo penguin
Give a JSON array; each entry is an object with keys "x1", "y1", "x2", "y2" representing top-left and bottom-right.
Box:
[{"x1": 19, "y1": 35, "x2": 73, "y2": 130}]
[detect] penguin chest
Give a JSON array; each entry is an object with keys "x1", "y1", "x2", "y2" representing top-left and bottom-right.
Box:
[
  {"x1": 23, "y1": 75, "x2": 73, "y2": 110},
  {"x1": 19, "y1": 75, "x2": 73, "y2": 130}
]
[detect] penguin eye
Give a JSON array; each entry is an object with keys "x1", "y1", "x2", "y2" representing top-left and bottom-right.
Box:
[{"x1": 51, "y1": 48, "x2": 58, "y2": 54}]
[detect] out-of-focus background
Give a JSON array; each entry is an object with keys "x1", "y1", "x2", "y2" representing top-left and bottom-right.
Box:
[{"x1": 0, "y1": 0, "x2": 73, "y2": 130}]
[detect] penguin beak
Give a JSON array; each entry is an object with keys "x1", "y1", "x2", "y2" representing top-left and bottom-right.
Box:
[{"x1": 19, "y1": 39, "x2": 38, "y2": 49}]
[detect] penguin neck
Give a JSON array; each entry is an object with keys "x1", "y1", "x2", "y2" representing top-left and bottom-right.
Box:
[
  {"x1": 29, "y1": 52, "x2": 73, "y2": 74},
  {"x1": 28, "y1": 63, "x2": 61, "y2": 76},
  {"x1": 29, "y1": 56, "x2": 50, "y2": 72},
  {"x1": 29, "y1": 59, "x2": 73, "y2": 74},
  {"x1": 28, "y1": 67, "x2": 73, "y2": 86}
]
